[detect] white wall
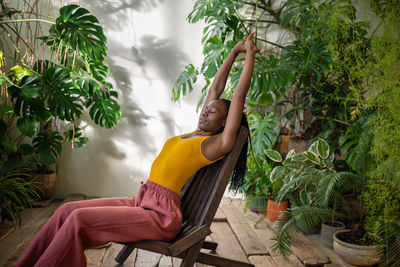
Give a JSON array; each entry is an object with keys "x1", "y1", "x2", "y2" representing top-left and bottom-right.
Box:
[{"x1": 53, "y1": 0, "x2": 205, "y2": 198}]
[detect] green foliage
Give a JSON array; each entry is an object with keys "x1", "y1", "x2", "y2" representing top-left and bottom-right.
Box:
[
  {"x1": 63, "y1": 127, "x2": 88, "y2": 148},
  {"x1": 378, "y1": 221, "x2": 400, "y2": 266},
  {"x1": 266, "y1": 138, "x2": 358, "y2": 257},
  {"x1": 172, "y1": 64, "x2": 199, "y2": 101},
  {"x1": 272, "y1": 205, "x2": 339, "y2": 258},
  {"x1": 0, "y1": 161, "x2": 40, "y2": 225},
  {"x1": 264, "y1": 149, "x2": 282, "y2": 163},
  {"x1": 339, "y1": 113, "x2": 374, "y2": 175},
  {"x1": 40, "y1": 4, "x2": 107, "y2": 63},
  {"x1": 248, "y1": 112, "x2": 280, "y2": 157},
  {"x1": 281, "y1": 38, "x2": 331, "y2": 85},
  {"x1": 2, "y1": 4, "x2": 121, "y2": 171},
  {"x1": 243, "y1": 157, "x2": 273, "y2": 200},
  {"x1": 355, "y1": 2, "x2": 400, "y2": 262}
]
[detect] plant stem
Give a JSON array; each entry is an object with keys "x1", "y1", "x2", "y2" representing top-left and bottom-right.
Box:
[
  {"x1": 255, "y1": 0, "x2": 258, "y2": 42},
  {"x1": 333, "y1": 118, "x2": 350, "y2": 126},
  {"x1": 241, "y1": 19, "x2": 280, "y2": 24},
  {"x1": 0, "y1": 19, "x2": 55, "y2": 25},
  {"x1": 2, "y1": 23, "x2": 38, "y2": 62},
  {"x1": 256, "y1": 37, "x2": 284, "y2": 49}
]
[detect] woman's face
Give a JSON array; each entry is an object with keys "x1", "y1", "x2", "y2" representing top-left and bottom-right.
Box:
[{"x1": 198, "y1": 100, "x2": 228, "y2": 133}]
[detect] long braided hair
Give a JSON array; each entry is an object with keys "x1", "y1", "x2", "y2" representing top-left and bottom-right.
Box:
[{"x1": 218, "y1": 99, "x2": 249, "y2": 192}]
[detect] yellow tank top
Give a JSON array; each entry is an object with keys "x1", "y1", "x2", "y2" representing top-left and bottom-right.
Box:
[{"x1": 148, "y1": 134, "x2": 219, "y2": 194}]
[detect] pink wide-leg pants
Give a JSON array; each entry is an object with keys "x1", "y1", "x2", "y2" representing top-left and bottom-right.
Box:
[{"x1": 15, "y1": 180, "x2": 182, "y2": 267}]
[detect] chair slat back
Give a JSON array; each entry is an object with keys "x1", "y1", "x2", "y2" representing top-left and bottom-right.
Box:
[{"x1": 177, "y1": 127, "x2": 248, "y2": 238}]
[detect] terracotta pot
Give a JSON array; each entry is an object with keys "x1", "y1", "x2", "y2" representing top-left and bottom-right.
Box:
[
  {"x1": 320, "y1": 221, "x2": 345, "y2": 248},
  {"x1": 34, "y1": 172, "x2": 57, "y2": 199},
  {"x1": 267, "y1": 199, "x2": 289, "y2": 222},
  {"x1": 333, "y1": 229, "x2": 380, "y2": 266}
]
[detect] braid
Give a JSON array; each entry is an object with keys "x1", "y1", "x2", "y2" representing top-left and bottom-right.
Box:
[{"x1": 219, "y1": 99, "x2": 250, "y2": 192}]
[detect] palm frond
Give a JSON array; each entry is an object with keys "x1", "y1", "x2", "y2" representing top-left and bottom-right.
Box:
[
  {"x1": 271, "y1": 210, "x2": 299, "y2": 258},
  {"x1": 379, "y1": 222, "x2": 400, "y2": 266},
  {"x1": 316, "y1": 171, "x2": 359, "y2": 207},
  {"x1": 272, "y1": 205, "x2": 336, "y2": 258}
]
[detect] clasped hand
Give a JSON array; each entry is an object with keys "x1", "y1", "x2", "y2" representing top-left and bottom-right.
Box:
[{"x1": 233, "y1": 32, "x2": 261, "y2": 55}]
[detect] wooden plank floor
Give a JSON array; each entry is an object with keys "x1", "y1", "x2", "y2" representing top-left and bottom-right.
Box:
[{"x1": 0, "y1": 196, "x2": 352, "y2": 267}]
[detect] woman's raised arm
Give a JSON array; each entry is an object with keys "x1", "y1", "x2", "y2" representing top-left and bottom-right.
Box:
[
  {"x1": 201, "y1": 33, "x2": 259, "y2": 160},
  {"x1": 197, "y1": 36, "x2": 248, "y2": 120},
  {"x1": 220, "y1": 33, "x2": 259, "y2": 150}
]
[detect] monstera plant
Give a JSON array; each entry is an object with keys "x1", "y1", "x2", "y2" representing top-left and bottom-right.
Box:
[{"x1": 0, "y1": 4, "x2": 121, "y2": 174}]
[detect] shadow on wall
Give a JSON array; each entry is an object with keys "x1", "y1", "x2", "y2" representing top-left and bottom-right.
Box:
[
  {"x1": 80, "y1": 0, "x2": 165, "y2": 30},
  {"x1": 55, "y1": 0, "x2": 200, "y2": 197},
  {"x1": 107, "y1": 58, "x2": 156, "y2": 155},
  {"x1": 138, "y1": 35, "x2": 189, "y2": 88}
]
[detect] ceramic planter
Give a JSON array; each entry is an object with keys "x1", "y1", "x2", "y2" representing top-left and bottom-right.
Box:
[
  {"x1": 333, "y1": 229, "x2": 380, "y2": 266},
  {"x1": 320, "y1": 221, "x2": 345, "y2": 248},
  {"x1": 267, "y1": 199, "x2": 289, "y2": 222}
]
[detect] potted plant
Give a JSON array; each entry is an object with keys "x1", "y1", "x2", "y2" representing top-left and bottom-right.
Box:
[
  {"x1": 332, "y1": 229, "x2": 380, "y2": 266},
  {"x1": 243, "y1": 156, "x2": 272, "y2": 213},
  {"x1": 265, "y1": 138, "x2": 358, "y2": 257},
  {"x1": 243, "y1": 111, "x2": 280, "y2": 212},
  {"x1": 259, "y1": 150, "x2": 287, "y2": 222},
  {"x1": 266, "y1": 176, "x2": 288, "y2": 223},
  {"x1": 0, "y1": 4, "x2": 121, "y2": 198},
  {"x1": 330, "y1": 113, "x2": 382, "y2": 266}
]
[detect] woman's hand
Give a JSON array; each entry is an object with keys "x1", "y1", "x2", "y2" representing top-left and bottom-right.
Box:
[
  {"x1": 245, "y1": 32, "x2": 260, "y2": 55},
  {"x1": 233, "y1": 32, "x2": 259, "y2": 55}
]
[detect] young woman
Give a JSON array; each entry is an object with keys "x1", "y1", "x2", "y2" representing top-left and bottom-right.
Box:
[{"x1": 15, "y1": 33, "x2": 259, "y2": 267}]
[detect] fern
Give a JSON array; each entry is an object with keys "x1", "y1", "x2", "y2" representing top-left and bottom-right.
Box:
[{"x1": 272, "y1": 205, "x2": 336, "y2": 258}]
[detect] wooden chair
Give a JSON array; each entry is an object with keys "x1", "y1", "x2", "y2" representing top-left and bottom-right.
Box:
[{"x1": 115, "y1": 126, "x2": 254, "y2": 267}]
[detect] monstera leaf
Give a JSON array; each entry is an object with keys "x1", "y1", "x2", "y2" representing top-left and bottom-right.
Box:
[
  {"x1": 52, "y1": 5, "x2": 107, "y2": 62},
  {"x1": 188, "y1": 0, "x2": 242, "y2": 44},
  {"x1": 7, "y1": 75, "x2": 51, "y2": 136},
  {"x1": 32, "y1": 130, "x2": 63, "y2": 166},
  {"x1": 249, "y1": 55, "x2": 296, "y2": 105},
  {"x1": 172, "y1": 64, "x2": 199, "y2": 101},
  {"x1": 249, "y1": 112, "x2": 280, "y2": 157},
  {"x1": 282, "y1": 38, "x2": 331, "y2": 85},
  {"x1": 7, "y1": 75, "x2": 41, "y2": 110},
  {"x1": 201, "y1": 36, "x2": 225, "y2": 79},
  {"x1": 43, "y1": 66, "x2": 84, "y2": 121},
  {"x1": 89, "y1": 96, "x2": 121, "y2": 129}
]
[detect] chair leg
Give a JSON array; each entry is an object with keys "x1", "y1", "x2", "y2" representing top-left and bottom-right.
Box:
[
  {"x1": 115, "y1": 245, "x2": 135, "y2": 264},
  {"x1": 180, "y1": 240, "x2": 204, "y2": 267},
  {"x1": 202, "y1": 240, "x2": 218, "y2": 251}
]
